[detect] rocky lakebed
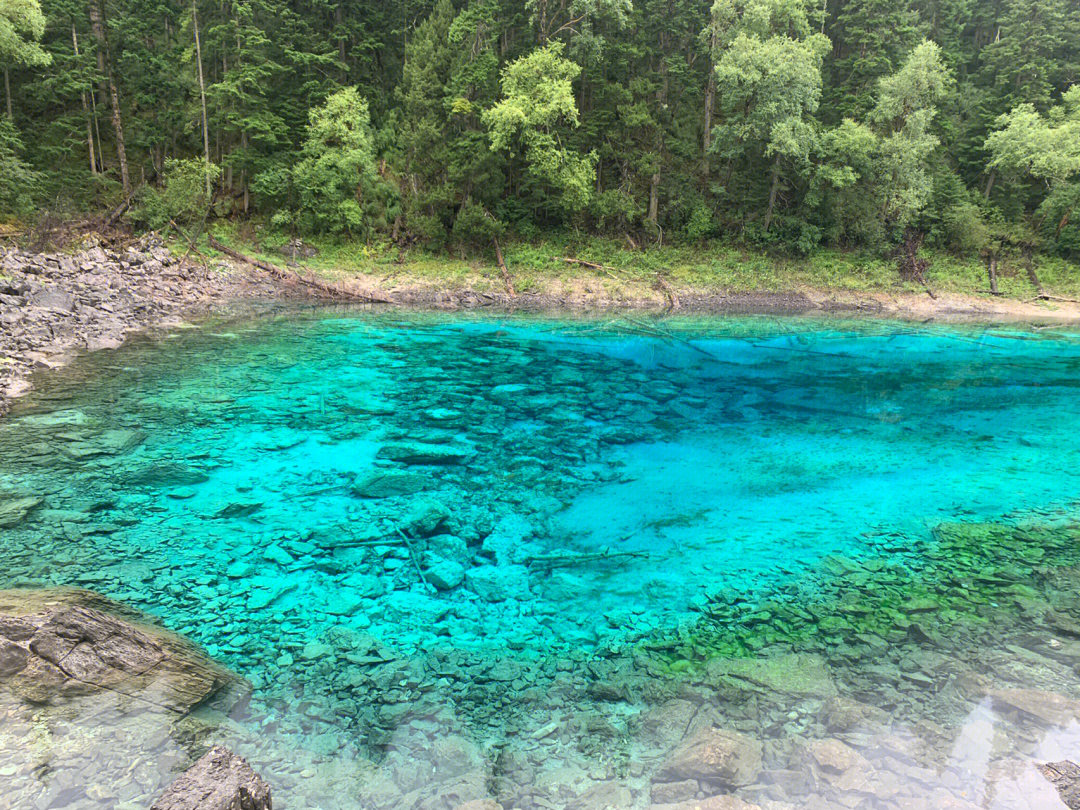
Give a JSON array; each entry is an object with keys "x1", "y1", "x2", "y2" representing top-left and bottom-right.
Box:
[{"x1": 2, "y1": 255, "x2": 1080, "y2": 810}]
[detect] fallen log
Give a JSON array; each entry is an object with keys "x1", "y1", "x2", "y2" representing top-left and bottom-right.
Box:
[
  {"x1": 492, "y1": 235, "x2": 516, "y2": 296},
  {"x1": 207, "y1": 233, "x2": 393, "y2": 303},
  {"x1": 527, "y1": 548, "x2": 649, "y2": 571}
]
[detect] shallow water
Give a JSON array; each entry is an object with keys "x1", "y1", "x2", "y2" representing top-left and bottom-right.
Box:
[{"x1": 3, "y1": 310, "x2": 1080, "y2": 809}]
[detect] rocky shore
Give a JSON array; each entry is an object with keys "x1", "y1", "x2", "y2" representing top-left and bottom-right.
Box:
[{"x1": 0, "y1": 237, "x2": 322, "y2": 415}]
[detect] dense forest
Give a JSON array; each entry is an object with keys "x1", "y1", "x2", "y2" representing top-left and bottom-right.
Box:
[{"x1": 1, "y1": 0, "x2": 1079, "y2": 260}]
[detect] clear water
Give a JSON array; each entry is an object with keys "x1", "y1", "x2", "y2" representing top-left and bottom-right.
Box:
[{"x1": 4, "y1": 310, "x2": 1080, "y2": 809}]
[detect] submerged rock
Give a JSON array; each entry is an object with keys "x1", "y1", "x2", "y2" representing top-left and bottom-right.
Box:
[
  {"x1": 151, "y1": 746, "x2": 272, "y2": 810},
  {"x1": 988, "y1": 687, "x2": 1080, "y2": 726},
  {"x1": 0, "y1": 588, "x2": 232, "y2": 712},
  {"x1": 1039, "y1": 760, "x2": 1080, "y2": 809},
  {"x1": 648, "y1": 798, "x2": 760, "y2": 810},
  {"x1": 658, "y1": 726, "x2": 762, "y2": 787},
  {"x1": 351, "y1": 470, "x2": 427, "y2": 498},
  {"x1": 377, "y1": 441, "x2": 475, "y2": 465},
  {"x1": 425, "y1": 557, "x2": 466, "y2": 591},
  {"x1": 705, "y1": 652, "x2": 838, "y2": 698},
  {"x1": 465, "y1": 564, "x2": 531, "y2": 603},
  {"x1": 0, "y1": 495, "x2": 42, "y2": 527}
]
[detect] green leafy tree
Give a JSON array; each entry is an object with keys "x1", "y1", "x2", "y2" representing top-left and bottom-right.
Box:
[
  {"x1": 708, "y1": 0, "x2": 831, "y2": 233},
  {"x1": 985, "y1": 85, "x2": 1080, "y2": 246},
  {"x1": 279, "y1": 86, "x2": 388, "y2": 235},
  {"x1": 130, "y1": 156, "x2": 220, "y2": 229},
  {"x1": 0, "y1": 114, "x2": 38, "y2": 213},
  {"x1": 870, "y1": 39, "x2": 951, "y2": 235},
  {"x1": 1, "y1": 0, "x2": 51, "y2": 117},
  {"x1": 484, "y1": 41, "x2": 597, "y2": 215}
]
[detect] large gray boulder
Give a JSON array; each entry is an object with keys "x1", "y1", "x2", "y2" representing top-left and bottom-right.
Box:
[
  {"x1": 0, "y1": 588, "x2": 232, "y2": 712},
  {"x1": 151, "y1": 746, "x2": 272, "y2": 810}
]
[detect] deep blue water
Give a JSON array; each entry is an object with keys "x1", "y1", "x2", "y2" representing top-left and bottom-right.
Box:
[{"x1": 3, "y1": 311, "x2": 1080, "y2": 809}]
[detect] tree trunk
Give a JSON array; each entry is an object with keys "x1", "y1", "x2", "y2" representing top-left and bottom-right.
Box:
[
  {"x1": 241, "y1": 130, "x2": 249, "y2": 213},
  {"x1": 73, "y1": 24, "x2": 96, "y2": 175},
  {"x1": 192, "y1": 0, "x2": 211, "y2": 197},
  {"x1": 764, "y1": 154, "x2": 782, "y2": 232},
  {"x1": 648, "y1": 172, "x2": 660, "y2": 225},
  {"x1": 4, "y1": 69, "x2": 10, "y2": 119},
  {"x1": 89, "y1": 0, "x2": 130, "y2": 198},
  {"x1": 986, "y1": 252, "x2": 1000, "y2": 295},
  {"x1": 983, "y1": 169, "x2": 995, "y2": 199},
  {"x1": 702, "y1": 66, "x2": 714, "y2": 177}
]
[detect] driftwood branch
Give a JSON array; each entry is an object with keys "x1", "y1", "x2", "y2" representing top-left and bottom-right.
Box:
[
  {"x1": 527, "y1": 548, "x2": 649, "y2": 571},
  {"x1": 168, "y1": 219, "x2": 209, "y2": 264},
  {"x1": 561, "y1": 256, "x2": 621, "y2": 278},
  {"x1": 653, "y1": 274, "x2": 680, "y2": 310},
  {"x1": 492, "y1": 235, "x2": 516, "y2": 296},
  {"x1": 207, "y1": 233, "x2": 393, "y2": 303}
]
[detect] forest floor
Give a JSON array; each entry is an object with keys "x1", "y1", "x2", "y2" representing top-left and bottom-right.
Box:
[{"x1": 206, "y1": 223, "x2": 1080, "y2": 323}]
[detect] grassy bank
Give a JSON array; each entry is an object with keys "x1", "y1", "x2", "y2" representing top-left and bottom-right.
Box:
[{"x1": 194, "y1": 222, "x2": 1080, "y2": 303}]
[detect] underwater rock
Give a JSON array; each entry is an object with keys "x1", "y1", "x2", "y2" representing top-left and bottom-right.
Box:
[
  {"x1": 453, "y1": 801, "x2": 502, "y2": 810},
  {"x1": 0, "y1": 588, "x2": 231, "y2": 712},
  {"x1": 658, "y1": 726, "x2": 762, "y2": 787},
  {"x1": 648, "y1": 795, "x2": 761, "y2": 810},
  {"x1": 0, "y1": 495, "x2": 42, "y2": 527},
  {"x1": 425, "y1": 557, "x2": 466, "y2": 591},
  {"x1": 351, "y1": 470, "x2": 428, "y2": 498},
  {"x1": 129, "y1": 462, "x2": 210, "y2": 487},
  {"x1": 151, "y1": 746, "x2": 272, "y2": 810},
  {"x1": 639, "y1": 699, "x2": 703, "y2": 750},
  {"x1": 1039, "y1": 761, "x2": 1080, "y2": 809},
  {"x1": 480, "y1": 515, "x2": 534, "y2": 566},
  {"x1": 705, "y1": 653, "x2": 838, "y2": 699},
  {"x1": 377, "y1": 441, "x2": 475, "y2": 465},
  {"x1": 465, "y1": 564, "x2": 531, "y2": 603},
  {"x1": 818, "y1": 696, "x2": 889, "y2": 733},
  {"x1": 65, "y1": 428, "x2": 147, "y2": 459},
  {"x1": 404, "y1": 498, "x2": 450, "y2": 537},
  {"x1": 987, "y1": 687, "x2": 1080, "y2": 726}
]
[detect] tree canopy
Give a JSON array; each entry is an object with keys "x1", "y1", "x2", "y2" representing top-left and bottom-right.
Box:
[{"x1": 2, "y1": 0, "x2": 1080, "y2": 259}]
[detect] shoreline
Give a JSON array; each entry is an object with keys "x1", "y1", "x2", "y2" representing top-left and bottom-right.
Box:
[{"x1": 4, "y1": 243, "x2": 1080, "y2": 415}]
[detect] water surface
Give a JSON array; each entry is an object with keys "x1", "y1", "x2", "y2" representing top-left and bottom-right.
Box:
[{"x1": 3, "y1": 310, "x2": 1080, "y2": 809}]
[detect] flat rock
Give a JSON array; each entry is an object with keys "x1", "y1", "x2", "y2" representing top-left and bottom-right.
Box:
[
  {"x1": 0, "y1": 588, "x2": 231, "y2": 712},
  {"x1": 648, "y1": 796, "x2": 761, "y2": 810},
  {"x1": 0, "y1": 495, "x2": 42, "y2": 527},
  {"x1": 465, "y1": 564, "x2": 531, "y2": 603},
  {"x1": 1039, "y1": 760, "x2": 1080, "y2": 809},
  {"x1": 989, "y1": 688, "x2": 1080, "y2": 726},
  {"x1": 151, "y1": 746, "x2": 271, "y2": 810},
  {"x1": 351, "y1": 470, "x2": 427, "y2": 498},
  {"x1": 658, "y1": 726, "x2": 762, "y2": 787},
  {"x1": 376, "y1": 441, "x2": 475, "y2": 465},
  {"x1": 705, "y1": 653, "x2": 838, "y2": 698}
]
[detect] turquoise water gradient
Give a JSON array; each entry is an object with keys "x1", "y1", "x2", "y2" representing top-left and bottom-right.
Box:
[{"x1": 4, "y1": 310, "x2": 1080, "y2": 808}]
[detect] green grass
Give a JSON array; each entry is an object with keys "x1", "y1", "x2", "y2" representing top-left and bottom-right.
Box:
[{"x1": 195, "y1": 221, "x2": 1080, "y2": 302}]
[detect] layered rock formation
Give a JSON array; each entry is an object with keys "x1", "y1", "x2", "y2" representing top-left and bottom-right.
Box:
[
  {"x1": 151, "y1": 746, "x2": 272, "y2": 810},
  {"x1": 0, "y1": 588, "x2": 231, "y2": 711}
]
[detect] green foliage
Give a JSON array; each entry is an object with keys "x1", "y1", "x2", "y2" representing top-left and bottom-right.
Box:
[
  {"x1": 273, "y1": 87, "x2": 391, "y2": 236},
  {"x1": 3, "y1": 0, "x2": 1080, "y2": 265},
  {"x1": 0, "y1": 0, "x2": 50, "y2": 70},
  {"x1": 130, "y1": 158, "x2": 221, "y2": 230},
  {"x1": 484, "y1": 42, "x2": 597, "y2": 214},
  {"x1": 0, "y1": 116, "x2": 38, "y2": 214}
]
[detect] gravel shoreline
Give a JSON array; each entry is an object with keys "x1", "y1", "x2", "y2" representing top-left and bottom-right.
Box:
[
  {"x1": 5, "y1": 237, "x2": 1079, "y2": 414},
  {"x1": 0, "y1": 236, "x2": 325, "y2": 415}
]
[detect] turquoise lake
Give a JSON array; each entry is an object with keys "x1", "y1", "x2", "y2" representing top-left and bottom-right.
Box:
[{"x1": 4, "y1": 310, "x2": 1080, "y2": 809}]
